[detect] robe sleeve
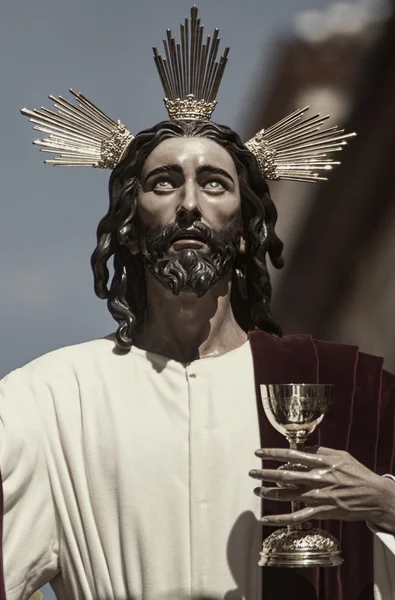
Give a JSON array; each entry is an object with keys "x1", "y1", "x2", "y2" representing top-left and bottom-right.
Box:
[
  {"x1": 367, "y1": 475, "x2": 395, "y2": 600},
  {"x1": 0, "y1": 369, "x2": 60, "y2": 600},
  {"x1": 367, "y1": 475, "x2": 395, "y2": 555},
  {"x1": 372, "y1": 527, "x2": 395, "y2": 600}
]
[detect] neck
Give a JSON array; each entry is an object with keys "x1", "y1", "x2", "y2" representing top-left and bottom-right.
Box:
[{"x1": 133, "y1": 270, "x2": 248, "y2": 363}]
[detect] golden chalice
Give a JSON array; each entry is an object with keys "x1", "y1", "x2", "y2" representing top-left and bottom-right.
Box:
[{"x1": 258, "y1": 383, "x2": 343, "y2": 568}]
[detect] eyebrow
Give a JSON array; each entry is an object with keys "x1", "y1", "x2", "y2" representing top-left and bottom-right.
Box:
[
  {"x1": 142, "y1": 162, "x2": 235, "y2": 185},
  {"x1": 143, "y1": 164, "x2": 183, "y2": 184},
  {"x1": 196, "y1": 164, "x2": 234, "y2": 184}
]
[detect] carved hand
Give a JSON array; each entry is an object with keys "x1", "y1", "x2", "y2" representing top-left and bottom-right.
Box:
[{"x1": 249, "y1": 447, "x2": 395, "y2": 533}]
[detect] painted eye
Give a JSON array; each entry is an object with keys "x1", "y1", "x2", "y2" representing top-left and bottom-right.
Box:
[
  {"x1": 154, "y1": 179, "x2": 174, "y2": 190},
  {"x1": 204, "y1": 180, "x2": 225, "y2": 191}
]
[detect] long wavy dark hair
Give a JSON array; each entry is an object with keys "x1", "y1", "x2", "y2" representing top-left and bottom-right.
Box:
[{"x1": 91, "y1": 119, "x2": 284, "y2": 350}]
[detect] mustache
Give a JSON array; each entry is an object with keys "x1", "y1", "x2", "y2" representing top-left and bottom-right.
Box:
[{"x1": 142, "y1": 221, "x2": 218, "y2": 256}]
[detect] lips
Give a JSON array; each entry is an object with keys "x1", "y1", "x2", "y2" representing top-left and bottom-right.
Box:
[{"x1": 170, "y1": 229, "x2": 207, "y2": 244}]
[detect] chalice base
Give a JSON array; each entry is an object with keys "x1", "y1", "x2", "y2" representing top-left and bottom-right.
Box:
[{"x1": 258, "y1": 527, "x2": 344, "y2": 568}]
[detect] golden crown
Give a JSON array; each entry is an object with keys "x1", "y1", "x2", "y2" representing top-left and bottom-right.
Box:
[
  {"x1": 153, "y1": 6, "x2": 229, "y2": 121},
  {"x1": 21, "y1": 6, "x2": 355, "y2": 182}
]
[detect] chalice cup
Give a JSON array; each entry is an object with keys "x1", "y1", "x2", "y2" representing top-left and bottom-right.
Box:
[{"x1": 258, "y1": 383, "x2": 343, "y2": 568}]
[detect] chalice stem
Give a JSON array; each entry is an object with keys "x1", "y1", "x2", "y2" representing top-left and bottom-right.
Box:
[
  {"x1": 289, "y1": 438, "x2": 305, "y2": 452},
  {"x1": 288, "y1": 438, "x2": 310, "y2": 532}
]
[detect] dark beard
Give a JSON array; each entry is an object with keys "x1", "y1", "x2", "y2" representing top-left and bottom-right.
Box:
[{"x1": 138, "y1": 221, "x2": 241, "y2": 297}]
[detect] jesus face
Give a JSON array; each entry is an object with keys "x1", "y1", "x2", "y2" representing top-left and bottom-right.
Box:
[{"x1": 133, "y1": 136, "x2": 244, "y2": 296}]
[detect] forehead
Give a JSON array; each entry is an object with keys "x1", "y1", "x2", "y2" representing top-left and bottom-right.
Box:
[{"x1": 141, "y1": 136, "x2": 237, "y2": 175}]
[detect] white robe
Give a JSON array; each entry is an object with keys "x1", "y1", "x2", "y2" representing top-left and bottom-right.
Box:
[{"x1": 0, "y1": 336, "x2": 393, "y2": 599}]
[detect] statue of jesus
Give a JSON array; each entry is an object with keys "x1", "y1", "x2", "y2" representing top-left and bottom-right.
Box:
[{"x1": 4, "y1": 6, "x2": 395, "y2": 600}]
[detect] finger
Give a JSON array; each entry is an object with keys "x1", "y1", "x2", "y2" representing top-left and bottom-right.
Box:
[
  {"x1": 303, "y1": 445, "x2": 320, "y2": 454},
  {"x1": 304, "y1": 446, "x2": 334, "y2": 456},
  {"x1": 249, "y1": 468, "x2": 317, "y2": 485},
  {"x1": 254, "y1": 486, "x2": 321, "y2": 504},
  {"x1": 261, "y1": 505, "x2": 332, "y2": 526},
  {"x1": 254, "y1": 487, "x2": 307, "y2": 502},
  {"x1": 255, "y1": 448, "x2": 326, "y2": 468}
]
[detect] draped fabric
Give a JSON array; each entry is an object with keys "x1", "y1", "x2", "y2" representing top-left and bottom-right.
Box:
[
  {"x1": 0, "y1": 331, "x2": 393, "y2": 600},
  {"x1": 248, "y1": 330, "x2": 395, "y2": 600},
  {"x1": 0, "y1": 472, "x2": 4, "y2": 600}
]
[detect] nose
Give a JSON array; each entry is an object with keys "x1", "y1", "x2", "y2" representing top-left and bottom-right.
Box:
[{"x1": 176, "y1": 182, "x2": 202, "y2": 224}]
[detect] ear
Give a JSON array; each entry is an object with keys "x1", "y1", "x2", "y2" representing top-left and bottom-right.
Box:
[
  {"x1": 128, "y1": 238, "x2": 140, "y2": 256},
  {"x1": 239, "y1": 236, "x2": 246, "y2": 254},
  {"x1": 123, "y1": 221, "x2": 140, "y2": 255}
]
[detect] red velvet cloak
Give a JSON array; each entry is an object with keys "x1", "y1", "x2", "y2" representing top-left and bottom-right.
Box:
[{"x1": 248, "y1": 330, "x2": 395, "y2": 600}]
